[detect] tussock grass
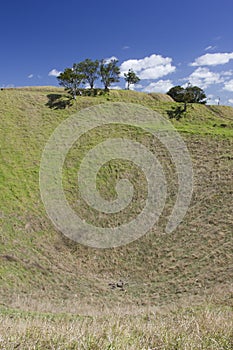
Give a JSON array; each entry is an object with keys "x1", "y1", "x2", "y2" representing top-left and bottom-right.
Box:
[{"x1": 0, "y1": 305, "x2": 232, "y2": 349}]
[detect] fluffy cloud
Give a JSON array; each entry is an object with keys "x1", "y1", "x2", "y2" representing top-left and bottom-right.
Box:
[
  {"x1": 120, "y1": 54, "x2": 176, "y2": 80},
  {"x1": 186, "y1": 68, "x2": 223, "y2": 89},
  {"x1": 228, "y1": 99, "x2": 233, "y2": 104},
  {"x1": 207, "y1": 94, "x2": 221, "y2": 105},
  {"x1": 143, "y1": 80, "x2": 173, "y2": 93},
  {"x1": 104, "y1": 56, "x2": 118, "y2": 64},
  {"x1": 28, "y1": 74, "x2": 33, "y2": 78},
  {"x1": 111, "y1": 85, "x2": 123, "y2": 90},
  {"x1": 221, "y1": 70, "x2": 233, "y2": 76},
  {"x1": 123, "y1": 83, "x2": 143, "y2": 90},
  {"x1": 191, "y1": 52, "x2": 233, "y2": 66},
  {"x1": 48, "y1": 69, "x2": 62, "y2": 77},
  {"x1": 223, "y1": 79, "x2": 233, "y2": 91}
]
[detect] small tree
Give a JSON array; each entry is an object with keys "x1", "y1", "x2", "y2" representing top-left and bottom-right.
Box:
[
  {"x1": 100, "y1": 59, "x2": 120, "y2": 91},
  {"x1": 185, "y1": 85, "x2": 207, "y2": 104},
  {"x1": 166, "y1": 84, "x2": 206, "y2": 120},
  {"x1": 167, "y1": 85, "x2": 207, "y2": 107},
  {"x1": 167, "y1": 86, "x2": 185, "y2": 102},
  {"x1": 57, "y1": 66, "x2": 85, "y2": 99},
  {"x1": 124, "y1": 69, "x2": 140, "y2": 90},
  {"x1": 75, "y1": 59, "x2": 99, "y2": 89}
]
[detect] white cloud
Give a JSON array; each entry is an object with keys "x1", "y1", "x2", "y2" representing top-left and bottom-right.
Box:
[
  {"x1": 120, "y1": 54, "x2": 176, "y2": 80},
  {"x1": 124, "y1": 83, "x2": 142, "y2": 90},
  {"x1": 111, "y1": 85, "x2": 123, "y2": 90},
  {"x1": 104, "y1": 56, "x2": 118, "y2": 64},
  {"x1": 186, "y1": 68, "x2": 223, "y2": 89},
  {"x1": 48, "y1": 69, "x2": 62, "y2": 77},
  {"x1": 221, "y1": 70, "x2": 233, "y2": 76},
  {"x1": 84, "y1": 83, "x2": 91, "y2": 89},
  {"x1": 223, "y1": 79, "x2": 233, "y2": 91},
  {"x1": 1, "y1": 84, "x2": 15, "y2": 88},
  {"x1": 122, "y1": 46, "x2": 130, "y2": 50},
  {"x1": 143, "y1": 80, "x2": 173, "y2": 93},
  {"x1": 206, "y1": 94, "x2": 220, "y2": 105},
  {"x1": 228, "y1": 99, "x2": 233, "y2": 104},
  {"x1": 123, "y1": 82, "x2": 143, "y2": 90},
  {"x1": 28, "y1": 74, "x2": 33, "y2": 78},
  {"x1": 191, "y1": 52, "x2": 233, "y2": 66},
  {"x1": 204, "y1": 45, "x2": 217, "y2": 51}
]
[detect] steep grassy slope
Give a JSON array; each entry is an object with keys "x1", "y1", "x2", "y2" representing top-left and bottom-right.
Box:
[{"x1": 0, "y1": 87, "x2": 233, "y2": 348}]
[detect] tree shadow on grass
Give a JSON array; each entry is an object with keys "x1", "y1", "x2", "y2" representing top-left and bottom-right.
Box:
[
  {"x1": 46, "y1": 94, "x2": 73, "y2": 109},
  {"x1": 166, "y1": 105, "x2": 186, "y2": 120}
]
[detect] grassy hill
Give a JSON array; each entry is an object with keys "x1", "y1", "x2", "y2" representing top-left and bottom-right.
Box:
[{"x1": 0, "y1": 87, "x2": 233, "y2": 349}]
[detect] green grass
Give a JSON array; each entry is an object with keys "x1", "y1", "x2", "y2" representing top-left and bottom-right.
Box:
[{"x1": 0, "y1": 87, "x2": 233, "y2": 348}]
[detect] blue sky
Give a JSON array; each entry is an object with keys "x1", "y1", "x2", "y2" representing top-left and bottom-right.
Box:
[{"x1": 1, "y1": 0, "x2": 233, "y2": 104}]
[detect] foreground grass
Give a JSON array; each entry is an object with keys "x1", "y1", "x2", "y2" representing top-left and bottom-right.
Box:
[{"x1": 0, "y1": 305, "x2": 232, "y2": 349}]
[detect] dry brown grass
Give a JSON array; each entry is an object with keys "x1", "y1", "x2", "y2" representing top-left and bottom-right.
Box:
[{"x1": 0, "y1": 304, "x2": 232, "y2": 349}]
